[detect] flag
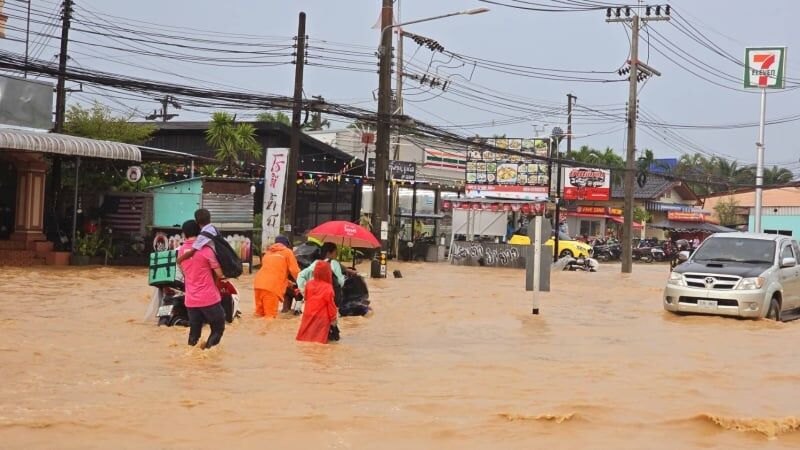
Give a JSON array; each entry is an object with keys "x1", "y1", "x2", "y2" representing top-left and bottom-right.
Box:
[{"x1": 102, "y1": 195, "x2": 146, "y2": 234}]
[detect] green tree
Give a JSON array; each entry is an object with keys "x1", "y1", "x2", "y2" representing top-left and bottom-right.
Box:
[
  {"x1": 64, "y1": 102, "x2": 156, "y2": 144},
  {"x1": 763, "y1": 166, "x2": 794, "y2": 185},
  {"x1": 256, "y1": 111, "x2": 291, "y2": 125},
  {"x1": 632, "y1": 206, "x2": 652, "y2": 224},
  {"x1": 206, "y1": 112, "x2": 262, "y2": 169},
  {"x1": 714, "y1": 196, "x2": 740, "y2": 226}
]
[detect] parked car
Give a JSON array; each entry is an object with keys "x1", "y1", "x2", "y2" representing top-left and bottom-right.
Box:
[
  {"x1": 663, "y1": 232, "x2": 800, "y2": 321},
  {"x1": 509, "y1": 230, "x2": 594, "y2": 258}
]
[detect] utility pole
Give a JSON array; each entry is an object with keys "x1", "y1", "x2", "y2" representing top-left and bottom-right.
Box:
[
  {"x1": 566, "y1": 94, "x2": 576, "y2": 155},
  {"x1": 146, "y1": 95, "x2": 181, "y2": 122},
  {"x1": 390, "y1": 0, "x2": 403, "y2": 258},
  {"x1": 285, "y1": 11, "x2": 306, "y2": 242},
  {"x1": 53, "y1": 0, "x2": 73, "y2": 133},
  {"x1": 606, "y1": 5, "x2": 668, "y2": 273},
  {"x1": 372, "y1": 0, "x2": 393, "y2": 245}
]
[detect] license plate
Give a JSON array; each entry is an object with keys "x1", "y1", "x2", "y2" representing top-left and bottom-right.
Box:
[
  {"x1": 697, "y1": 299, "x2": 717, "y2": 309},
  {"x1": 157, "y1": 305, "x2": 174, "y2": 316}
]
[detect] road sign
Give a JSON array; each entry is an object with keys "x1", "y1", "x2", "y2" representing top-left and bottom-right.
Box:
[{"x1": 744, "y1": 47, "x2": 787, "y2": 89}]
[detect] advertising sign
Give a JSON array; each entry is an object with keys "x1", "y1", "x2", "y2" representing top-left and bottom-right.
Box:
[
  {"x1": 744, "y1": 47, "x2": 787, "y2": 89},
  {"x1": 0, "y1": 75, "x2": 54, "y2": 130},
  {"x1": 563, "y1": 167, "x2": 611, "y2": 201},
  {"x1": 262, "y1": 148, "x2": 288, "y2": 245},
  {"x1": 667, "y1": 211, "x2": 718, "y2": 224},
  {"x1": 576, "y1": 206, "x2": 606, "y2": 215},
  {"x1": 368, "y1": 158, "x2": 416, "y2": 181},
  {"x1": 464, "y1": 137, "x2": 549, "y2": 201}
]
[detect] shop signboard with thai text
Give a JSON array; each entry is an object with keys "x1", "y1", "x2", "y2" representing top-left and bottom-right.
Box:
[
  {"x1": 368, "y1": 158, "x2": 416, "y2": 181},
  {"x1": 563, "y1": 167, "x2": 611, "y2": 201},
  {"x1": 465, "y1": 137, "x2": 549, "y2": 201},
  {"x1": 667, "y1": 211, "x2": 718, "y2": 224},
  {"x1": 262, "y1": 148, "x2": 288, "y2": 245}
]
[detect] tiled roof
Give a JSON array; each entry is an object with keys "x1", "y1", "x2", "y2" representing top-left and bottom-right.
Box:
[{"x1": 611, "y1": 175, "x2": 674, "y2": 200}]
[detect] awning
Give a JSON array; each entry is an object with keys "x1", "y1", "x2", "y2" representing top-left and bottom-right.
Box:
[
  {"x1": 0, "y1": 128, "x2": 141, "y2": 162},
  {"x1": 607, "y1": 215, "x2": 643, "y2": 230},
  {"x1": 649, "y1": 220, "x2": 734, "y2": 233},
  {"x1": 645, "y1": 201, "x2": 696, "y2": 212}
]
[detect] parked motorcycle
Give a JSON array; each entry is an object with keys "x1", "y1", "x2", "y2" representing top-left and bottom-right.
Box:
[
  {"x1": 563, "y1": 256, "x2": 599, "y2": 272},
  {"x1": 592, "y1": 238, "x2": 622, "y2": 262}
]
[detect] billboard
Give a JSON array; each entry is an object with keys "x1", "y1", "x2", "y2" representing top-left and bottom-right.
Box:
[
  {"x1": 744, "y1": 47, "x2": 787, "y2": 89},
  {"x1": 464, "y1": 137, "x2": 549, "y2": 200},
  {"x1": 0, "y1": 75, "x2": 54, "y2": 130},
  {"x1": 563, "y1": 167, "x2": 610, "y2": 201}
]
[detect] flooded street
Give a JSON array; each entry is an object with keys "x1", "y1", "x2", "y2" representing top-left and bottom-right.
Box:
[{"x1": 1, "y1": 262, "x2": 800, "y2": 449}]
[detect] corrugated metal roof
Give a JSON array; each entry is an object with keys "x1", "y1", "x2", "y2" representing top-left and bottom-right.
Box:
[{"x1": 0, "y1": 129, "x2": 141, "y2": 161}]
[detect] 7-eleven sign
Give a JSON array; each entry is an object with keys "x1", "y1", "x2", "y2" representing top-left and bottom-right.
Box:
[{"x1": 744, "y1": 47, "x2": 787, "y2": 89}]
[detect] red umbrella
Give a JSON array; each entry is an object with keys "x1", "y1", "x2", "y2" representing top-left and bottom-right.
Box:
[{"x1": 307, "y1": 221, "x2": 381, "y2": 249}]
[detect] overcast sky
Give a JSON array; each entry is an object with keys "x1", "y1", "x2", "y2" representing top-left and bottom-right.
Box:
[{"x1": 5, "y1": 0, "x2": 800, "y2": 171}]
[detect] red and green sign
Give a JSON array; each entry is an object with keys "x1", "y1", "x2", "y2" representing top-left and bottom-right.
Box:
[{"x1": 744, "y1": 47, "x2": 787, "y2": 89}]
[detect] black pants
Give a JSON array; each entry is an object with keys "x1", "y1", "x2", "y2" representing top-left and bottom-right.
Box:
[{"x1": 187, "y1": 303, "x2": 226, "y2": 349}]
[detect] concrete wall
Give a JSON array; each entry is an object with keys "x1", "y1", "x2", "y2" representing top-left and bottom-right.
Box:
[{"x1": 748, "y1": 214, "x2": 800, "y2": 237}]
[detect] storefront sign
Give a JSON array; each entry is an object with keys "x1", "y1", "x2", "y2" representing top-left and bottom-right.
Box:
[
  {"x1": 668, "y1": 211, "x2": 707, "y2": 222},
  {"x1": 126, "y1": 166, "x2": 142, "y2": 183},
  {"x1": 442, "y1": 200, "x2": 544, "y2": 213},
  {"x1": 262, "y1": 148, "x2": 288, "y2": 245},
  {"x1": 608, "y1": 207, "x2": 623, "y2": 216},
  {"x1": 576, "y1": 206, "x2": 606, "y2": 215},
  {"x1": 563, "y1": 167, "x2": 610, "y2": 201},
  {"x1": 368, "y1": 158, "x2": 416, "y2": 181}
]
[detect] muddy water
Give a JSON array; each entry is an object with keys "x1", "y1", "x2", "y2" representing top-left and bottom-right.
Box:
[{"x1": 1, "y1": 262, "x2": 799, "y2": 449}]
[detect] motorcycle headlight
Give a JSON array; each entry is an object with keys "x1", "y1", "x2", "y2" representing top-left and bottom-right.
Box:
[
  {"x1": 667, "y1": 272, "x2": 686, "y2": 286},
  {"x1": 736, "y1": 277, "x2": 764, "y2": 290}
]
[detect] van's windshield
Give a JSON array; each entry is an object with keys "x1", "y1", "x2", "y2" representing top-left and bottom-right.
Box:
[{"x1": 692, "y1": 238, "x2": 775, "y2": 264}]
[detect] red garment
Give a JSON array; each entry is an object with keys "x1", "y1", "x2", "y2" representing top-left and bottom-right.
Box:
[{"x1": 296, "y1": 261, "x2": 338, "y2": 344}]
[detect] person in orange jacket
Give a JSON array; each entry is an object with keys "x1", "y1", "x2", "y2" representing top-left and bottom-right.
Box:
[{"x1": 254, "y1": 236, "x2": 300, "y2": 319}]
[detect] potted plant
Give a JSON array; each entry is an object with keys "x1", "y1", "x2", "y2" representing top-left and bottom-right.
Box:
[{"x1": 71, "y1": 232, "x2": 107, "y2": 265}]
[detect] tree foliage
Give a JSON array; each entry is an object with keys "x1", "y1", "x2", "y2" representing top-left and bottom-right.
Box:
[
  {"x1": 714, "y1": 196, "x2": 740, "y2": 227},
  {"x1": 256, "y1": 111, "x2": 291, "y2": 125},
  {"x1": 206, "y1": 112, "x2": 262, "y2": 169},
  {"x1": 64, "y1": 102, "x2": 156, "y2": 144},
  {"x1": 633, "y1": 206, "x2": 652, "y2": 224}
]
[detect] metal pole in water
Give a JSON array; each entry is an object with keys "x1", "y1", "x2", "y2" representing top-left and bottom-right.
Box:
[
  {"x1": 754, "y1": 88, "x2": 767, "y2": 233},
  {"x1": 532, "y1": 215, "x2": 542, "y2": 315}
]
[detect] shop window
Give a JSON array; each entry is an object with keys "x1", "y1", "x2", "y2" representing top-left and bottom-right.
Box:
[
  {"x1": 579, "y1": 220, "x2": 601, "y2": 237},
  {"x1": 765, "y1": 229, "x2": 793, "y2": 237}
]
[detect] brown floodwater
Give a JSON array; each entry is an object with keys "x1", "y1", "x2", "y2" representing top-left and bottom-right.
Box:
[{"x1": 1, "y1": 262, "x2": 799, "y2": 449}]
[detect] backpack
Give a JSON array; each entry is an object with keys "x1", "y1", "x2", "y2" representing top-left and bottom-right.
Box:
[{"x1": 200, "y1": 231, "x2": 243, "y2": 279}]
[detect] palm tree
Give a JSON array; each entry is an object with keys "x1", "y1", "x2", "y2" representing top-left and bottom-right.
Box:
[
  {"x1": 206, "y1": 112, "x2": 262, "y2": 169},
  {"x1": 763, "y1": 166, "x2": 794, "y2": 186},
  {"x1": 256, "y1": 111, "x2": 291, "y2": 125}
]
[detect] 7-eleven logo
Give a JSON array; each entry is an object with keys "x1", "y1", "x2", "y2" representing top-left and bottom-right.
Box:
[{"x1": 745, "y1": 47, "x2": 786, "y2": 89}]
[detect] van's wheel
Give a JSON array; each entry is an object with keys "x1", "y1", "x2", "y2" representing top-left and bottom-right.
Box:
[
  {"x1": 559, "y1": 250, "x2": 573, "y2": 258},
  {"x1": 766, "y1": 297, "x2": 782, "y2": 321}
]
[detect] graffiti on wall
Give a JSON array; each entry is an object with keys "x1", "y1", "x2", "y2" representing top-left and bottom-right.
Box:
[{"x1": 450, "y1": 241, "x2": 524, "y2": 268}]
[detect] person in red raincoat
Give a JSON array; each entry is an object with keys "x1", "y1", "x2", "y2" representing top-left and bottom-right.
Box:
[{"x1": 296, "y1": 260, "x2": 339, "y2": 344}]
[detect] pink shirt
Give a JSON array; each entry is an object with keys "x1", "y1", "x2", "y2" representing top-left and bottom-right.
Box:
[{"x1": 179, "y1": 239, "x2": 221, "y2": 308}]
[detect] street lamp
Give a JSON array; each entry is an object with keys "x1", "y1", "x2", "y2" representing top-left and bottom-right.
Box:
[{"x1": 371, "y1": 5, "x2": 490, "y2": 259}]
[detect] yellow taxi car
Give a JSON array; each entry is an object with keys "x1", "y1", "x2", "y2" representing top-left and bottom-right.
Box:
[{"x1": 508, "y1": 230, "x2": 594, "y2": 258}]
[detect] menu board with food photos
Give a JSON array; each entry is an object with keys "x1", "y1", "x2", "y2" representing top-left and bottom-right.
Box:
[{"x1": 465, "y1": 137, "x2": 550, "y2": 188}]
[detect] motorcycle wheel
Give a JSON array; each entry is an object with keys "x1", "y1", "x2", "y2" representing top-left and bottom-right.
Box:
[
  {"x1": 642, "y1": 254, "x2": 654, "y2": 263},
  {"x1": 597, "y1": 254, "x2": 609, "y2": 262}
]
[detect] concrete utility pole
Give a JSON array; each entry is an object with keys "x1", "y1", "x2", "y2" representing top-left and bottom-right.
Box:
[
  {"x1": 566, "y1": 94, "x2": 576, "y2": 155},
  {"x1": 146, "y1": 95, "x2": 181, "y2": 122},
  {"x1": 606, "y1": 5, "x2": 669, "y2": 273},
  {"x1": 285, "y1": 11, "x2": 307, "y2": 242},
  {"x1": 53, "y1": 0, "x2": 73, "y2": 133},
  {"x1": 372, "y1": 0, "x2": 393, "y2": 245}
]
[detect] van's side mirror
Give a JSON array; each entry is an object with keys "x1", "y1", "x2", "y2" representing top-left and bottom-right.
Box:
[
  {"x1": 677, "y1": 251, "x2": 690, "y2": 262},
  {"x1": 781, "y1": 257, "x2": 796, "y2": 268}
]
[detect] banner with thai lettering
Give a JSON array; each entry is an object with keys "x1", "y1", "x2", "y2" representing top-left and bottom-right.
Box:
[
  {"x1": 262, "y1": 148, "x2": 288, "y2": 245},
  {"x1": 563, "y1": 167, "x2": 611, "y2": 201},
  {"x1": 441, "y1": 200, "x2": 545, "y2": 214}
]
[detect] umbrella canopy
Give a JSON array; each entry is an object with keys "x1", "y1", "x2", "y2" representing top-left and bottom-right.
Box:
[{"x1": 307, "y1": 221, "x2": 381, "y2": 249}]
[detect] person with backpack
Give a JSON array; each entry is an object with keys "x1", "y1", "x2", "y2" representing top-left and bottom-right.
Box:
[
  {"x1": 177, "y1": 208, "x2": 243, "y2": 279},
  {"x1": 253, "y1": 236, "x2": 300, "y2": 319},
  {"x1": 177, "y1": 220, "x2": 226, "y2": 349}
]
